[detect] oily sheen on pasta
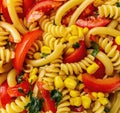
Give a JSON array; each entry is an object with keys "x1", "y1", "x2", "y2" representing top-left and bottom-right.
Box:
[{"x1": 0, "y1": 0, "x2": 120, "y2": 113}]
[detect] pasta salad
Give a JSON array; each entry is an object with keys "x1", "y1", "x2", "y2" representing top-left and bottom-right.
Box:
[{"x1": 0, "y1": 0, "x2": 120, "y2": 113}]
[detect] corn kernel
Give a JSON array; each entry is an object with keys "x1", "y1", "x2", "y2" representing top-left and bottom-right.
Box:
[
  {"x1": 30, "y1": 68, "x2": 38, "y2": 75},
  {"x1": 87, "y1": 63, "x2": 99, "y2": 74},
  {"x1": 77, "y1": 74, "x2": 83, "y2": 82},
  {"x1": 98, "y1": 98, "x2": 108, "y2": 105},
  {"x1": 115, "y1": 36, "x2": 120, "y2": 45},
  {"x1": 97, "y1": 92, "x2": 105, "y2": 98},
  {"x1": 78, "y1": 84, "x2": 84, "y2": 90},
  {"x1": 78, "y1": 27, "x2": 84, "y2": 37},
  {"x1": 33, "y1": 52, "x2": 41, "y2": 59},
  {"x1": 41, "y1": 46, "x2": 51, "y2": 54},
  {"x1": 70, "y1": 25, "x2": 78, "y2": 35},
  {"x1": 64, "y1": 77, "x2": 77, "y2": 89},
  {"x1": 83, "y1": 27, "x2": 89, "y2": 34},
  {"x1": 54, "y1": 76, "x2": 64, "y2": 88},
  {"x1": 81, "y1": 96, "x2": 91, "y2": 109},
  {"x1": 70, "y1": 97, "x2": 82, "y2": 106},
  {"x1": 91, "y1": 92, "x2": 98, "y2": 100},
  {"x1": 60, "y1": 37, "x2": 66, "y2": 43},
  {"x1": 29, "y1": 74, "x2": 38, "y2": 84},
  {"x1": 68, "y1": 36, "x2": 79, "y2": 44},
  {"x1": 70, "y1": 90, "x2": 80, "y2": 97},
  {"x1": 65, "y1": 47, "x2": 74, "y2": 55}
]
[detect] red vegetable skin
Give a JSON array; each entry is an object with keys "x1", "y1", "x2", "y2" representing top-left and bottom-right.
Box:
[
  {"x1": 63, "y1": 40, "x2": 87, "y2": 63},
  {"x1": 113, "y1": 39, "x2": 120, "y2": 51},
  {"x1": 26, "y1": 0, "x2": 62, "y2": 22},
  {"x1": 37, "y1": 82, "x2": 56, "y2": 113},
  {"x1": 0, "y1": 82, "x2": 12, "y2": 108},
  {"x1": 7, "y1": 81, "x2": 30, "y2": 97},
  {"x1": 76, "y1": 16, "x2": 111, "y2": 29},
  {"x1": 82, "y1": 73, "x2": 120, "y2": 93},
  {"x1": 13, "y1": 30, "x2": 43, "y2": 74}
]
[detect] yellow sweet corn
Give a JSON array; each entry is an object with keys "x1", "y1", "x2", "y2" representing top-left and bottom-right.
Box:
[
  {"x1": 68, "y1": 36, "x2": 79, "y2": 44},
  {"x1": 78, "y1": 27, "x2": 84, "y2": 38},
  {"x1": 78, "y1": 84, "x2": 84, "y2": 90},
  {"x1": 77, "y1": 74, "x2": 83, "y2": 82},
  {"x1": 98, "y1": 97, "x2": 109, "y2": 105},
  {"x1": 83, "y1": 27, "x2": 89, "y2": 34},
  {"x1": 64, "y1": 77, "x2": 77, "y2": 89},
  {"x1": 70, "y1": 97, "x2": 82, "y2": 106},
  {"x1": 91, "y1": 92, "x2": 98, "y2": 100},
  {"x1": 81, "y1": 96, "x2": 92, "y2": 109},
  {"x1": 29, "y1": 74, "x2": 38, "y2": 84},
  {"x1": 70, "y1": 25, "x2": 78, "y2": 36},
  {"x1": 54, "y1": 76, "x2": 64, "y2": 88},
  {"x1": 65, "y1": 47, "x2": 74, "y2": 56},
  {"x1": 41, "y1": 46, "x2": 51, "y2": 54},
  {"x1": 115, "y1": 36, "x2": 120, "y2": 45},
  {"x1": 33, "y1": 52, "x2": 41, "y2": 59},
  {"x1": 70, "y1": 90, "x2": 80, "y2": 97},
  {"x1": 97, "y1": 92, "x2": 105, "y2": 98},
  {"x1": 87, "y1": 63, "x2": 99, "y2": 74}
]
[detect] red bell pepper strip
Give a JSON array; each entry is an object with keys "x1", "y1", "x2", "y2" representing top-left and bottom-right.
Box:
[
  {"x1": 7, "y1": 81, "x2": 30, "y2": 97},
  {"x1": 13, "y1": 29, "x2": 43, "y2": 74},
  {"x1": 82, "y1": 73, "x2": 120, "y2": 93},
  {"x1": 63, "y1": 40, "x2": 87, "y2": 63},
  {"x1": 37, "y1": 82, "x2": 57, "y2": 113},
  {"x1": 26, "y1": 0, "x2": 62, "y2": 22},
  {"x1": 0, "y1": 82, "x2": 12, "y2": 108}
]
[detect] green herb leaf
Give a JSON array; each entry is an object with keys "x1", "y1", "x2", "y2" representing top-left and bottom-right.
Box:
[
  {"x1": 17, "y1": 71, "x2": 24, "y2": 83},
  {"x1": 72, "y1": 42, "x2": 80, "y2": 48},
  {"x1": 42, "y1": 53, "x2": 48, "y2": 58},
  {"x1": 104, "y1": 107, "x2": 110, "y2": 113},
  {"x1": 91, "y1": 42, "x2": 99, "y2": 57},
  {"x1": 50, "y1": 89, "x2": 62, "y2": 105},
  {"x1": 18, "y1": 87, "x2": 25, "y2": 94},
  {"x1": 25, "y1": 93, "x2": 44, "y2": 113},
  {"x1": 116, "y1": 2, "x2": 120, "y2": 7}
]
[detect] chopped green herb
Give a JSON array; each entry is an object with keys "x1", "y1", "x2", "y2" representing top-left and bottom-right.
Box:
[
  {"x1": 42, "y1": 53, "x2": 48, "y2": 58},
  {"x1": 116, "y1": 2, "x2": 120, "y2": 7},
  {"x1": 25, "y1": 90, "x2": 44, "y2": 113},
  {"x1": 91, "y1": 42, "x2": 99, "y2": 57},
  {"x1": 50, "y1": 89, "x2": 62, "y2": 105},
  {"x1": 18, "y1": 87, "x2": 25, "y2": 94},
  {"x1": 17, "y1": 71, "x2": 24, "y2": 83},
  {"x1": 104, "y1": 107, "x2": 110, "y2": 113},
  {"x1": 72, "y1": 42, "x2": 80, "y2": 48}
]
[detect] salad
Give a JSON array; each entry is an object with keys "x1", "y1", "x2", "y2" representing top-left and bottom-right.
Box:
[{"x1": 0, "y1": 0, "x2": 120, "y2": 113}]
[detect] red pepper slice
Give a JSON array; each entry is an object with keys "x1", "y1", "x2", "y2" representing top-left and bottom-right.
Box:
[
  {"x1": 13, "y1": 30, "x2": 43, "y2": 74},
  {"x1": 7, "y1": 81, "x2": 30, "y2": 97},
  {"x1": 82, "y1": 73, "x2": 120, "y2": 93},
  {"x1": 0, "y1": 82, "x2": 12, "y2": 108},
  {"x1": 37, "y1": 82, "x2": 56, "y2": 113},
  {"x1": 26, "y1": 0, "x2": 62, "y2": 22},
  {"x1": 63, "y1": 40, "x2": 87, "y2": 63},
  {"x1": 76, "y1": 16, "x2": 111, "y2": 29}
]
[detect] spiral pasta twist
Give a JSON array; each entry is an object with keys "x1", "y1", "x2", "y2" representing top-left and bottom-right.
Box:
[
  {"x1": 60, "y1": 54, "x2": 95, "y2": 75},
  {"x1": 57, "y1": 88, "x2": 71, "y2": 113},
  {"x1": 98, "y1": 5, "x2": 120, "y2": 19},
  {"x1": 0, "y1": 47, "x2": 14, "y2": 67},
  {"x1": 0, "y1": 27, "x2": 9, "y2": 46},
  {"x1": 39, "y1": 16, "x2": 68, "y2": 37},
  {"x1": 98, "y1": 37, "x2": 120, "y2": 72},
  {"x1": 43, "y1": 32, "x2": 63, "y2": 50},
  {"x1": 14, "y1": 0, "x2": 23, "y2": 14},
  {"x1": 0, "y1": 96, "x2": 30, "y2": 113},
  {"x1": 27, "y1": 39, "x2": 43, "y2": 59}
]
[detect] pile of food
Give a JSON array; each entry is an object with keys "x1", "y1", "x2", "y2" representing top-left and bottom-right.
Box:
[{"x1": 0, "y1": 0, "x2": 120, "y2": 113}]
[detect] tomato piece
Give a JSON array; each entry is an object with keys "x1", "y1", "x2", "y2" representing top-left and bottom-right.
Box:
[
  {"x1": 37, "y1": 82, "x2": 56, "y2": 113},
  {"x1": 26, "y1": 0, "x2": 62, "y2": 22},
  {"x1": 13, "y1": 30, "x2": 43, "y2": 74},
  {"x1": 0, "y1": 82, "x2": 12, "y2": 108},
  {"x1": 113, "y1": 38, "x2": 120, "y2": 51},
  {"x1": 92, "y1": 58, "x2": 105, "y2": 78},
  {"x1": 7, "y1": 81, "x2": 30, "y2": 97},
  {"x1": 63, "y1": 40, "x2": 87, "y2": 63},
  {"x1": 23, "y1": 0, "x2": 35, "y2": 16},
  {"x1": 82, "y1": 73, "x2": 120, "y2": 93},
  {"x1": 76, "y1": 16, "x2": 111, "y2": 29}
]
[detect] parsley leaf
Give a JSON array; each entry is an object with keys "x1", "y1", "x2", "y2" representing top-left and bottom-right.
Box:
[
  {"x1": 42, "y1": 53, "x2": 48, "y2": 58},
  {"x1": 50, "y1": 89, "x2": 62, "y2": 105},
  {"x1": 17, "y1": 71, "x2": 24, "y2": 83},
  {"x1": 72, "y1": 42, "x2": 80, "y2": 48},
  {"x1": 116, "y1": 2, "x2": 120, "y2": 7},
  {"x1": 104, "y1": 107, "x2": 110, "y2": 113},
  {"x1": 91, "y1": 42, "x2": 99, "y2": 57}
]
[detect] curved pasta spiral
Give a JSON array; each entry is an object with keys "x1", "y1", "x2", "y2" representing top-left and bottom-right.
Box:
[
  {"x1": 43, "y1": 32, "x2": 63, "y2": 50},
  {"x1": 14, "y1": 0, "x2": 23, "y2": 14},
  {"x1": 0, "y1": 96, "x2": 30, "y2": 113},
  {"x1": 0, "y1": 27, "x2": 9, "y2": 46},
  {"x1": 57, "y1": 88, "x2": 71, "y2": 113},
  {"x1": 98, "y1": 37, "x2": 120, "y2": 72},
  {"x1": 39, "y1": 16, "x2": 68, "y2": 37},
  {"x1": 60, "y1": 54, "x2": 95, "y2": 75},
  {"x1": 27, "y1": 39, "x2": 43, "y2": 59},
  {"x1": 0, "y1": 47, "x2": 14, "y2": 67},
  {"x1": 98, "y1": 5, "x2": 120, "y2": 19}
]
